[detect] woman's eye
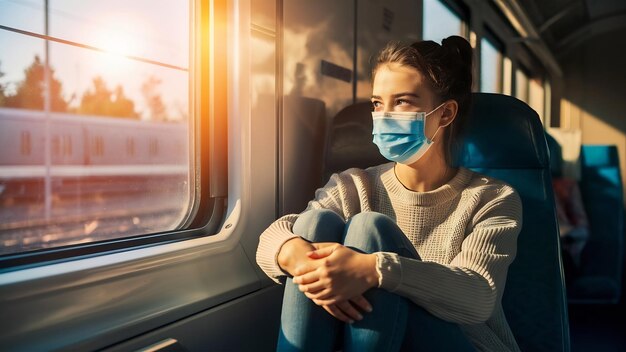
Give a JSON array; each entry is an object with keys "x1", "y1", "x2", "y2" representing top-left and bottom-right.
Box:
[
  {"x1": 372, "y1": 101, "x2": 382, "y2": 108},
  {"x1": 396, "y1": 99, "x2": 409, "y2": 105}
]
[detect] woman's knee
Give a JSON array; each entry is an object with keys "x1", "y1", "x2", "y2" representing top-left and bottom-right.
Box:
[
  {"x1": 343, "y1": 212, "x2": 401, "y2": 252},
  {"x1": 293, "y1": 209, "x2": 344, "y2": 242}
]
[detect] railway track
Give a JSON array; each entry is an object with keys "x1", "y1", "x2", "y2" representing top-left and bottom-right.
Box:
[{"x1": 0, "y1": 206, "x2": 184, "y2": 255}]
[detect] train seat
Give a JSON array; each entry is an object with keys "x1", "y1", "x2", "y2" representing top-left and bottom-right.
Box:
[
  {"x1": 572, "y1": 145, "x2": 624, "y2": 303},
  {"x1": 545, "y1": 134, "x2": 625, "y2": 303},
  {"x1": 324, "y1": 102, "x2": 387, "y2": 181},
  {"x1": 457, "y1": 93, "x2": 569, "y2": 351},
  {"x1": 324, "y1": 93, "x2": 570, "y2": 351}
]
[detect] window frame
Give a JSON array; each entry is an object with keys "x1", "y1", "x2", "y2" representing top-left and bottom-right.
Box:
[
  {"x1": 0, "y1": 0, "x2": 228, "y2": 270},
  {"x1": 0, "y1": 2, "x2": 256, "y2": 351}
]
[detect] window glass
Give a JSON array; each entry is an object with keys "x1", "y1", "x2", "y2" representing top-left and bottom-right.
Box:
[
  {"x1": 0, "y1": 0, "x2": 45, "y2": 34},
  {"x1": 480, "y1": 36, "x2": 503, "y2": 93},
  {"x1": 516, "y1": 68, "x2": 529, "y2": 103},
  {"x1": 0, "y1": 1, "x2": 191, "y2": 255},
  {"x1": 529, "y1": 77, "x2": 545, "y2": 122},
  {"x1": 502, "y1": 56, "x2": 512, "y2": 95},
  {"x1": 423, "y1": 0, "x2": 465, "y2": 41},
  {"x1": 544, "y1": 80, "x2": 552, "y2": 126}
]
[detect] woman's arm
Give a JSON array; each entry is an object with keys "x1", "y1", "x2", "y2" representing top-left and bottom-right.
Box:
[
  {"x1": 256, "y1": 170, "x2": 364, "y2": 282},
  {"x1": 377, "y1": 186, "x2": 522, "y2": 325}
]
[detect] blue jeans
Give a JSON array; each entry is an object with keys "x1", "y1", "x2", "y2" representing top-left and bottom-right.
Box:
[{"x1": 277, "y1": 209, "x2": 475, "y2": 352}]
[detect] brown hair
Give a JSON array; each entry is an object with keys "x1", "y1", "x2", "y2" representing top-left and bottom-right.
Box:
[{"x1": 372, "y1": 36, "x2": 473, "y2": 166}]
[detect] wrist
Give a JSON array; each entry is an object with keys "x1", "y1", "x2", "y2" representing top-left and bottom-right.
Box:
[
  {"x1": 366, "y1": 253, "x2": 381, "y2": 288},
  {"x1": 277, "y1": 237, "x2": 312, "y2": 275}
]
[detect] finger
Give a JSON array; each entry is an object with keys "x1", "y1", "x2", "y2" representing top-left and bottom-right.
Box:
[
  {"x1": 323, "y1": 304, "x2": 352, "y2": 323},
  {"x1": 312, "y1": 296, "x2": 339, "y2": 306},
  {"x1": 298, "y1": 280, "x2": 327, "y2": 293},
  {"x1": 304, "y1": 289, "x2": 333, "y2": 301},
  {"x1": 336, "y1": 301, "x2": 363, "y2": 321},
  {"x1": 304, "y1": 287, "x2": 336, "y2": 301},
  {"x1": 306, "y1": 246, "x2": 336, "y2": 259},
  {"x1": 292, "y1": 263, "x2": 319, "y2": 278},
  {"x1": 310, "y1": 242, "x2": 338, "y2": 250},
  {"x1": 350, "y1": 295, "x2": 373, "y2": 313},
  {"x1": 293, "y1": 270, "x2": 320, "y2": 285}
]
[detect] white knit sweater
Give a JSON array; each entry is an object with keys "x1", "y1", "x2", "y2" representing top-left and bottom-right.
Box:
[{"x1": 256, "y1": 163, "x2": 523, "y2": 352}]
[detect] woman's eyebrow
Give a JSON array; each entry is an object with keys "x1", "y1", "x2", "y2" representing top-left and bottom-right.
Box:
[
  {"x1": 370, "y1": 93, "x2": 419, "y2": 100},
  {"x1": 392, "y1": 92, "x2": 419, "y2": 99}
]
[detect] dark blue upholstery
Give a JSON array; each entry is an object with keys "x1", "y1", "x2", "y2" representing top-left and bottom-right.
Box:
[
  {"x1": 458, "y1": 94, "x2": 569, "y2": 351},
  {"x1": 324, "y1": 102, "x2": 387, "y2": 180},
  {"x1": 570, "y1": 145, "x2": 624, "y2": 303},
  {"x1": 324, "y1": 93, "x2": 570, "y2": 351},
  {"x1": 546, "y1": 133, "x2": 564, "y2": 178}
]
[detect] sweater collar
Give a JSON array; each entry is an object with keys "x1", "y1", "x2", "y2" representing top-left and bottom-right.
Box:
[{"x1": 380, "y1": 163, "x2": 472, "y2": 206}]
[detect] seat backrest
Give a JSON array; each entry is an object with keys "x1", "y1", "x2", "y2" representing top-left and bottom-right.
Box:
[
  {"x1": 324, "y1": 102, "x2": 387, "y2": 180},
  {"x1": 458, "y1": 93, "x2": 569, "y2": 351},
  {"x1": 578, "y1": 145, "x2": 624, "y2": 301},
  {"x1": 323, "y1": 94, "x2": 570, "y2": 351},
  {"x1": 545, "y1": 132, "x2": 564, "y2": 178}
]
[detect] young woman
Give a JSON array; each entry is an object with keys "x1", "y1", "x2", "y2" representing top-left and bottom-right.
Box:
[{"x1": 256, "y1": 36, "x2": 522, "y2": 352}]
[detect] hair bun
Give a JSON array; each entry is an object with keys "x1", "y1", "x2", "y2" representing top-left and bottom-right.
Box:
[{"x1": 442, "y1": 35, "x2": 473, "y2": 68}]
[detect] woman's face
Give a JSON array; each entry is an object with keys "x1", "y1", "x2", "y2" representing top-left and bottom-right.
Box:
[
  {"x1": 371, "y1": 63, "x2": 439, "y2": 114},
  {"x1": 371, "y1": 63, "x2": 442, "y2": 140}
]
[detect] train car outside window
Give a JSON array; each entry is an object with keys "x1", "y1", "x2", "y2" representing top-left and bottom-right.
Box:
[
  {"x1": 20, "y1": 131, "x2": 31, "y2": 156},
  {"x1": 423, "y1": 0, "x2": 468, "y2": 41},
  {"x1": 480, "y1": 29, "x2": 504, "y2": 94},
  {"x1": 0, "y1": 1, "x2": 193, "y2": 257}
]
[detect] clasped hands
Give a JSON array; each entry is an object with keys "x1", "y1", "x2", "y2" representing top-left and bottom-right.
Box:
[{"x1": 278, "y1": 238, "x2": 380, "y2": 323}]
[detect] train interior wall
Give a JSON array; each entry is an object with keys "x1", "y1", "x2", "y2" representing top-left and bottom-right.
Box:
[
  {"x1": 2, "y1": 0, "x2": 626, "y2": 350},
  {"x1": 556, "y1": 27, "x2": 626, "y2": 350},
  {"x1": 559, "y1": 27, "x2": 626, "y2": 201}
]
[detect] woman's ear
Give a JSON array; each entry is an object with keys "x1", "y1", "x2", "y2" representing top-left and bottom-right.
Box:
[{"x1": 439, "y1": 100, "x2": 458, "y2": 127}]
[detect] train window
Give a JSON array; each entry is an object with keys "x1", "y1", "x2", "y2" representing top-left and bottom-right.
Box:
[
  {"x1": 502, "y1": 56, "x2": 513, "y2": 95},
  {"x1": 423, "y1": 0, "x2": 468, "y2": 41},
  {"x1": 0, "y1": 1, "x2": 193, "y2": 257},
  {"x1": 0, "y1": 0, "x2": 45, "y2": 34},
  {"x1": 480, "y1": 29, "x2": 504, "y2": 94},
  {"x1": 529, "y1": 77, "x2": 545, "y2": 122},
  {"x1": 544, "y1": 81, "x2": 552, "y2": 126},
  {"x1": 515, "y1": 67, "x2": 530, "y2": 103}
]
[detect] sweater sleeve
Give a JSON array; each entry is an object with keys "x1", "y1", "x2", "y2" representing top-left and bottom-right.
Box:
[
  {"x1": 255, "y1": 169, "x2": 364, "y2": 283},
  {"x1": 376, "y1": 185, "x2": 522, "y2": 325}
]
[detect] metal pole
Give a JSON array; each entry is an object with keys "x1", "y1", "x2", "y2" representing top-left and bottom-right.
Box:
[{"x1": 44, "y1": 0, "x2": 51, "y2": 221}]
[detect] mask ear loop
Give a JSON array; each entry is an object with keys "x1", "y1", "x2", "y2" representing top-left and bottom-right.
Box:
[{"x1": 425, "y1": 101, "x2": 448, "y2": 142}]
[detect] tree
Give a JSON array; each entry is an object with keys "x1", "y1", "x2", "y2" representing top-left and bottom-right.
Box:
[
  {"x1": 78, "y1": 76, "x2": 138, "y2": 118},
  {"x1": 141, "y1": 75, "x2": 168, "y2": 121},
  {"x1": 4, "y1": 55, "x2": 68, "y2": 111}
]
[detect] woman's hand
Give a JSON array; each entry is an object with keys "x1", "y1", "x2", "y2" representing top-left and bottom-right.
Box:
[
  {"x1": 319, "y1": 295, "x2": 372, "y2": 323},
  {"x1": 293, "y1": 243, "x2": 380, "y2": 305},
  {"x1": 277, "y1": 237, "x2": 315, "y2": 277}
]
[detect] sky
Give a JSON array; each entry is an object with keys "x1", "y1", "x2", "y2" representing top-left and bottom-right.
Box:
[{"x1": 0, "y1": 0, "x2": 190, "y2": 121}]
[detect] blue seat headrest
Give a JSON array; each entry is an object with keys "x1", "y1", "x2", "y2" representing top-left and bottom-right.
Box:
[
  {"x1": 458, "y1": 93, "x2": 548, "y2": 169},
  {"x1": 581, "y1": 145, "x2": 620, "y2": 167}
]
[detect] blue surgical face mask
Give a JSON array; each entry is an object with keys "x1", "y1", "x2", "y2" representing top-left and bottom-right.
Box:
[{"x1": 372, "y1": 102, "x2": 446, "y2": 165}]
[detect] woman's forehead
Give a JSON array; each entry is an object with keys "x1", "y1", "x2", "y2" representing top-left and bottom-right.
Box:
[{"x1": 372, "y1": 64, "x2": 429, "y2": 96}]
